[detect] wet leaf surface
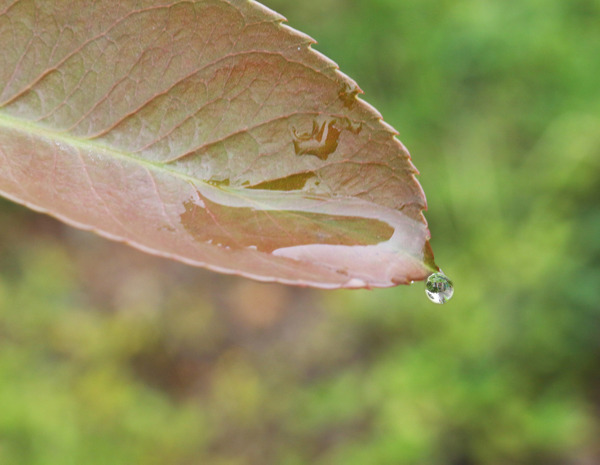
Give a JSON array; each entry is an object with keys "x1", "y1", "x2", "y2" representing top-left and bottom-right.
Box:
[{"x1": 0, "y1": 0, "x2": 436, "y2": 288}]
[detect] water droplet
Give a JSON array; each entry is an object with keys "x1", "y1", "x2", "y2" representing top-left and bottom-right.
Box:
[{"x1": 425, "y1": 272, "x2": 454, "y2": 304}]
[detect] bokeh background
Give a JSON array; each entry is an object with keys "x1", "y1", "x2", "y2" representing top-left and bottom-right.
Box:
[{"x1": 1, "y1": 0, "x2": 599, "y2": 463}]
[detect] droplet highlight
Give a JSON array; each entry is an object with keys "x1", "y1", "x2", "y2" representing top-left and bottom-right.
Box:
[{"x1": 425, "y1": 272, "x2": 454, "y2": 304}]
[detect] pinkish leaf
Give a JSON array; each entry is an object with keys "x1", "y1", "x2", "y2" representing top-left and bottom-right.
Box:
[{"x1": 0, "y1": 0, "x2": 437, "y2": 289}]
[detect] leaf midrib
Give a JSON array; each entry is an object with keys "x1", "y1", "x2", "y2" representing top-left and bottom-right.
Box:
[{"x1": 0, "y1": 111, "x2": 200, "y2": 185}]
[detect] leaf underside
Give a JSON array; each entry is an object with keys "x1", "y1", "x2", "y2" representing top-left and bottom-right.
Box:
[{"x1": 0, "y1": 0, "x2": 437, "y2": 289}]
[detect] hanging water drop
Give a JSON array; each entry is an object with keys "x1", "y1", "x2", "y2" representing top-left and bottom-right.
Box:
[{"x1": 425, "y1": 272, "x2": 454, "y2": 304}]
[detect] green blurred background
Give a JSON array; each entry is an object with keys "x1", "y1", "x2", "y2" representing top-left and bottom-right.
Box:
[{"x1": 1, "y1": 0, "x2": 599, "y2": 463}]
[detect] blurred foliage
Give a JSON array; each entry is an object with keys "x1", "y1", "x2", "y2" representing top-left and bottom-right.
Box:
[{"x1": 1, "y1": 0, "x2": 599, "y2": 463}]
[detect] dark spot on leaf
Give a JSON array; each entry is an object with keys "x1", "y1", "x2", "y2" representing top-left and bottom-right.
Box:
[
  {"x1": 180, "y1": 191, "x2": 395, "y2": 253},
  {"x1": 338, "y1": 82, "x2": 361, "y2": 109},
  {"x1": 293, "y1": 120, "x2": 341, "y2": 160},
  {"x1": 247, "y1": 172, "x2": 316, "y2": 191},
  {"x1": 291, "y1": 118, "x2": 362, "y2": 160},
  {"x1": 208, "y1": 178, "x2": 230, "y2": 187}
]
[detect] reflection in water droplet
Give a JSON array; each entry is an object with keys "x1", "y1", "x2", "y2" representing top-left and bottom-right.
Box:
[{"x1": 425, "y1": 272, "x2": 454, "y2": 304}]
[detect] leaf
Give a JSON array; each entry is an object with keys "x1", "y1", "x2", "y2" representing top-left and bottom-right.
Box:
[{"x1": 0, "y1": 0, "x2": 437, "y2": 289}]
